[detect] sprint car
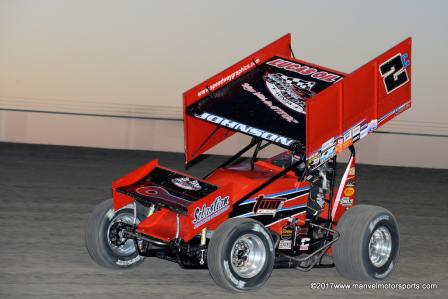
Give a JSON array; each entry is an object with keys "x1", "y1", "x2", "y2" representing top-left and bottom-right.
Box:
[{"x1": 85, "y1": 34, "x2": 412, "y2": 292}]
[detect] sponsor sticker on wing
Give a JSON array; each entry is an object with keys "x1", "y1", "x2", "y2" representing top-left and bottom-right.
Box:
[
  {"x1": 321, "y1": 137, "x2": 335, "y2": 151},
  {"x1": 307, "y1": 151, "x2": 321, "y2": 169},
  {"x1": 360, "y1": 122, "x2": 369, "y2": 139},
  {"x1": 343, "y1": 129, "x2": 353, "y2": 148},
  {"x1": 336, "y1": 137, "x2": 343, "y2": 153},
  {"x1": 320, "y1": 145, "x2": 336, "y2": 163},
  {"x1": 352, "y1": 125, "x2": 361, "y2": 142},
  {"x1": 264, "y1": 72, "x2": 315, "y2": 114},
  {"x1": 368, "y1": 119, "x2": 378, "y2": 133}
]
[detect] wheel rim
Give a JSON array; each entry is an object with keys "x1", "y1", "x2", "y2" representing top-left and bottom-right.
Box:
[
  {"x1": 106, "y1": 212, "x2": 137, "y2": 257},
  {"x1": 230, "y1": 234, "x2": 266, "y2": 279},
  {"x1": 368, "y1": 226, "x2": 392, "y2": 268}
]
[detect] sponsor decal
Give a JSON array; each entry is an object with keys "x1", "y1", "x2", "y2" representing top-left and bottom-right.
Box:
[
  {"x1": 116, "y1": 255, "x2": 143, "y2": 266},
  {"x1": 379, "y1": 52, "x2": 410, "y2": 94},
  {"x1": 241, "y1": 82, "x2": 299, "y2": 123},
  {"x1": 299, "y1": 237, "x2": 311, "y2": 251},
  {"x1": 360, "y1": 122, "x2": 369, "y2": 139},
  {"x1": 266, "y1": 58, "x2": 342, "y2": 83},
  {"x1": 321, "y1": 137, "x2": 335, "y2": 151},
  {"x1": 310, "y1": 120, "x2": 366, "y2": 166},
  {"x1": 171, "y1": 177, "x2": 201, "y2": 191},
  {"x1": 264, "y1": 72, "x2": 315, "y2": 114},
  {"x1": 253, "y1": 195, "x2": 285, "y2": 216},
  {"x1": 343, "y1": 187, "x2": 355, "y2": 197},
  {"x1": 379, "y1": 108, "x2": 398, "y2": 124},
  {"x1": 349, "y1": 167, "x2": 356, "y2": 176},
  {"x1": 192, "y1": 195, "x2": 230, "y2": 228},
  {"x1": 196, "y1": 112, "x2": 297, "y2": 147},
  {"x1": 279, "y1": 240, "x2": 292, "y2": 250},
  {"x1": 340, "y1": 197, "x2": 353, "y2": 206},
  {"x1": 281, "y1": 225, "x2": 294, "y2": 240},
  {"x1": 335, "y1": 137, "x2": 343, "y2": 153},
  {"x1": 343, "y1": 129, "x2": 352, "y2": 142},
  {"x1": 343, "y1": 129, "x2": 353, "y2": 148},
  {"x1": 320, "y1": 145, "x2": 336, "y2": 163},
  {"x1": 197, "y1": 59, "x2": 260, "y2": 97},
  {"x1": 352, "y1": 125, "x2": 361, "y2": 142},
  {"x1": 346, "y1": 178, "x2": 355, "y2": 187},
  {"x1": 368, "y1": 119, "x2": 378, "y2": 132},
  {"x1": 379, "y1": 100, "x2": 412, "y2": 125},
  {"x1": 307, "y1": 152, "x2": 321, "y2": 169},
  {"x1": 397, "y1": 101, "x2": 411, "y2": 114}
]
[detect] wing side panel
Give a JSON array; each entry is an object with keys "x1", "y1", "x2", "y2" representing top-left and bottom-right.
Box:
[{"x1": 306, "y1": 38, "x2": 412, "y2": 168}]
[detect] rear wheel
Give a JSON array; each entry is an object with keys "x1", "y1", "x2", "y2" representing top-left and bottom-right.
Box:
[
  {"x1": 85, "y1": 199, "x2": 144, "y2": 269},
  {"x1": 207, "y1": 218, "x2": 275, "y2": 292},
  {"x1": 333, "y1": 205, "x2": 399, "y2": 280}
]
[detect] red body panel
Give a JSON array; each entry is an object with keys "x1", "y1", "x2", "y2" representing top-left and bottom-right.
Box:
[
  {"x1": 306, "y1": 38, "x2": 412, "y2": 159},
  {"x1": 206, "y1": 161, "x2": 310, "y2": 237},
  {"x1": 136, "y1": 182, "x2": 234, "y2": 242},
  {"x1": 114, "y1": 158, "x2": 311, "y2": 242}
]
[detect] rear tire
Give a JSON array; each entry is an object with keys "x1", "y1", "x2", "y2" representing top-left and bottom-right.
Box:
[
  {"x1": 85, "y1": 199, "x2": 144, "y2": 269},
  {"x1": 207, "y1": 218, "x2": 275, "y2": 292},
  {"x1": 333, "y1": 205, "x2": 399, "y2": 280}
]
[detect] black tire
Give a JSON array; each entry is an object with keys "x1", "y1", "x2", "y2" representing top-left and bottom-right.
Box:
[
  {"x1": 85, "y1": 199, "x2": 144, "y2": 269},
  {"x1": 207, "y1": 218, "x2": 275, "y2": 292},
  {"x1": 333, "y1": 204, "x2": 399, "y2": 280}
]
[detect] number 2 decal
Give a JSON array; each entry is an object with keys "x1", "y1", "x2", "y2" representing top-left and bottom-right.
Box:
[{"x1": 379, "y1": 53, "x2": 410, "y2": 94}]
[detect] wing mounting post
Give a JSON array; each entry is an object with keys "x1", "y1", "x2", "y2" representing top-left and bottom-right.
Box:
[
  {"x1": 250, "y1": 139, "x2": 263, "y2": 170},
  {"x1": 202, "y1": 138, "x2": 260, "y2": 179}
]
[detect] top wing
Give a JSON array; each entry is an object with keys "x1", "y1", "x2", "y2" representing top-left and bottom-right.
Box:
[
  {"x1": 183, "y1": 34, "x2": 412, "y2": 168},
  {"x1": 186, "y1": 56, "x2": 345, "y2": 151}
]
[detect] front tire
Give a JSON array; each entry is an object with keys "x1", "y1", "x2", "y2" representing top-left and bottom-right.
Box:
[
  {"x1": 207, "y1": 218, "x2": 275, "y2": 292},
  {"x1": 333, "y1": 205, "x2": 399, "y2": 280},
  {"x1": 85, "y1": 199, "x2": 144, "y2": 269}
]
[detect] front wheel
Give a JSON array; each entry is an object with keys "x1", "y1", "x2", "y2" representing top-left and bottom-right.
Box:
[
  {"x1": 333, "y1": 205, "x2": 400, "y2": 280},
  {"x1": 207, "y1": 218, "x2": 275, "y2": 292},
  {"x1": 85, "y1": 199, "x2": 144, "y2": 269}
]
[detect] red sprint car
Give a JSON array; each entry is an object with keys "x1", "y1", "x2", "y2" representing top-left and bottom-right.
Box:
[{"x1": 85, "y1": 34, "x2": 412, "y2": 292}]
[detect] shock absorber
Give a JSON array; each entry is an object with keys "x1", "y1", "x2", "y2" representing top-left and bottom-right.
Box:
[{"x1": 199, "y1": 228, "x2": 207, "y2": 265}]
